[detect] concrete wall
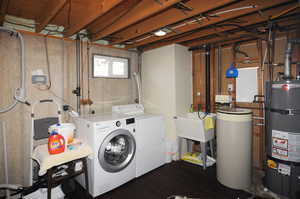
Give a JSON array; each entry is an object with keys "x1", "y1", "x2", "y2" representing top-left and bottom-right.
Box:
[
  {"x1": 142, "y1": 44, "x2": 192, "y2": 141},
  {"x1": 0, "y1": 32, "x2": 138, "y2": 186}
]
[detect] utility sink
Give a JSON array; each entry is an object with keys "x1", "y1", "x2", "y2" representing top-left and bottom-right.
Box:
[{"x1": 174, "y1": 112, "x2": 216, "y2": 142}]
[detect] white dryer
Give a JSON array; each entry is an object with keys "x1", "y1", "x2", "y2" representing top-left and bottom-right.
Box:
[
  {"x1": 112, "y1": 104, "x2": 166, "y2": 177},
  {"x1": 74, "y1": 113, "x2": 136, "y2": 197}
]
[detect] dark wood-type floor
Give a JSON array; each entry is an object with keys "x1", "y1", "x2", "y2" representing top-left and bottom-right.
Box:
[{"x1": 67, "y1": 161, "x2": 265, "y2": 199}]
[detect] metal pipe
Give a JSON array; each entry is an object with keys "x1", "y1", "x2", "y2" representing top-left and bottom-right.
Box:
[
  {"x1": 284, "y1": 41, "x2": 293, "y2": 79},
  {"x1": 217, "y1": 45, "x2": 222, "y2": 93},
  {"x1": 284, "y1": 38, "x2": 300, "y2": 80},
  {"x1": 75, "y1": 35, "x2": 81, "y2": 114},
  {"x1": 205, "y1": 45, "x2": 211, "y2": 113},
  {"x1": 296, "y1": 63, "x2": 300, "y2": 80}
]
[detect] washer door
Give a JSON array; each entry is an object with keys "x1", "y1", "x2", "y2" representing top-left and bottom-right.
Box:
[{"x1": 98, "y1": 129, "x2": 136, "y2": 173}]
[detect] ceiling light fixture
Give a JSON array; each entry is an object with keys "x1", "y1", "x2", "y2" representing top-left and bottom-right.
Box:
[{"x1": 154, "y1": 30, "x2": 167, "y2": 36}]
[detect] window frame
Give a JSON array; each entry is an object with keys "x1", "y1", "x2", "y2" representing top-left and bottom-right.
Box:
[{"x1": 92, "y1": 54, "x2": 130, "y2": 79}]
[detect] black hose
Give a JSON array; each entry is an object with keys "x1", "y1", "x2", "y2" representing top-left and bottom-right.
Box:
[{"x1": 233, "y1": 43, "x2": 249, "y2": 58}]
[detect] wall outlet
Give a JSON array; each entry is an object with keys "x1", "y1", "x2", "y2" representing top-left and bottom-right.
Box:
[{"x1": 227, "y1": 84, "x2": 234, "y2": 92}]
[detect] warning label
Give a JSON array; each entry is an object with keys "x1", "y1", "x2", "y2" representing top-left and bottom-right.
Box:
[
  {"x1": 272, "y1": 130, "x2": 300, "y2": 162},
  {"x1": 272, "y1": 130, "x2": 289, "y2": 160},
  {"x1": 278, "y1": 163, "x2": 291, "y2": 176}
]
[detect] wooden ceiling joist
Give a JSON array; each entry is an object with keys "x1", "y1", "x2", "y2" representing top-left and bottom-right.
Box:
[
  {"x1": 35, "y1": 0, "x2": 67, "y2": 33},
  {"x1": 104, "y1": 0, "x2": 236, "y2": 44},
  {"x1": 138, "y1": 2, "x2": 299, "y2": 51},
  {"x1": 0, "y1": 0, "x2": 9, "y2": 25},
  {"x1": 185, "y1": 15, "x2": 300, "y2": 48},
  {"x1": 126, "y1": 0, "x2": 295, "y2": 49},
  {"x1": 87, "y1": 0, "x2": 141, "y2": 35},
  {"x1": 90, "y1": 0, "x2": 184, "y2": 41},
  {"x1": 64, "y1": 0, "x2": 124, "y2": 37}
]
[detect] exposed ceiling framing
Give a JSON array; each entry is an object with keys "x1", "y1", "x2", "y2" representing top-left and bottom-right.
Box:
[
  {"x1": 64, "y1": 0, "x2": 124, "y2": 37},
  {"x1": 93, "y1": 0, "x2": 235, "y2": 43},
  {"x1": 2, "y1": 0, "x2": 300, "y2": 50},
  {"x1": 138, "y1": 1, "x2": 299, "y2": 50},
  {"x1": 0, "y1": 0, "x2": 9, "y2": 25},
  {"x1": 89, "y1": 0, "x2": 184, "y2": 41},
  {"x1": 126, "y1": 0, "x2": 295, "y2": 49},
  {"x1": 187, "y1": 14, "x2": 300, "y2": 50},
  {"x1": 35, "y1": 0, "x2": 67, "y2": 33}
]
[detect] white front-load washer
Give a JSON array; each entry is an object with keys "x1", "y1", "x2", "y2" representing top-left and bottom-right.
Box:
[{"x1": 74, "y1": 113, "x2": 136, "y2": 197}]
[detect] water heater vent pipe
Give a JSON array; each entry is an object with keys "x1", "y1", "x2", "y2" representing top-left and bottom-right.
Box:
[{"x1": 284, "y1": 39, "x2": 300, "y2": 80}]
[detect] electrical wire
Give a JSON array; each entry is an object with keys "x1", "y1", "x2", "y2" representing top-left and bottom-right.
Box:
[
  {"x1": 233, "y1": 43, "x2": 250, "y2": 58},
  {"x1": 0, "y1": 27, "x2": 26, "y2": 113},
  {"x1": 39, "y1": 36, "x2": 52, "y2": 90},
  {"x1": 211, "y1": 5, "x2": 256, "y2": 17},
  {"x1": 131, "y1": 5, "x2": 257, "y2": 45}
]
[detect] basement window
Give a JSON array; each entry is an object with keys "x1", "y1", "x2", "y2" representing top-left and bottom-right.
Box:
[{"x1": 93, "y1": 54, "x2": 129, "y2": 78}]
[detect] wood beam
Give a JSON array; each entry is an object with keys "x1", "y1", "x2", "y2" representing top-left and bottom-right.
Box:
[
  {"x1": 137, "y1": 3, "x2": 299, "y2": 51},
  {"x1": 0, "y1": 0, "x2": 9, "y2": 26},
  {"x1": 87, "y1": 0, "x2": 141, "y2": 34},
  {"x1": 90, "y1": 0, "x2": 184, "y2": 41},
  {"x1": 141, "y1": 15, "x2": 300, "y2": 51},
  {"x1": 185, "y1": 16, "x2": 300, "y2": 48},
  {"x1": 64, "y1": 0, "x2": 124, "y2": 37},
  {"x1": 126, "y1": 0, "x2": 295, "y2": 49},
  {"x1": 106, "y1": 0, "x2": 235, "y2": 44},
  {"x1": 35, "y1": 0, "x2": 67, "y2": 33}
]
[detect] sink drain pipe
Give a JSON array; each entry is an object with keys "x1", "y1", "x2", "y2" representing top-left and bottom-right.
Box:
[{"x1": 205, "y1": 45, "x2": 211, "y2": 113}]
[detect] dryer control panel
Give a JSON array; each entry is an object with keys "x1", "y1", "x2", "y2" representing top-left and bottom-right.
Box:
[{"x1": 126, "y1": 118, "x2": 135, "y2": 125}]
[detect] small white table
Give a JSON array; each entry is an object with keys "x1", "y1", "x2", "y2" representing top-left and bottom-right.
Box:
[{"x1": 32, "y1": 144, "x2": 92, "y2": 199}]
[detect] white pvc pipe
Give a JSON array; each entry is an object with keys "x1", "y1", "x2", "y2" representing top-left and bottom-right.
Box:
[
  {"x1": 1, "y1": 121, "x2": 10, "y2": 198},
  {"x1": 133, "y1": 72, "x2": 142, "y2": 104},
  {"x1": 0, "y1": 27, "x2": 26, "y2": 113}
]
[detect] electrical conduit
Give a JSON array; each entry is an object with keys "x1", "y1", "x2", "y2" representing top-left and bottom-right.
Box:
[{"x1": 0, "y1": 27, "x2": 26, "y2": 113}]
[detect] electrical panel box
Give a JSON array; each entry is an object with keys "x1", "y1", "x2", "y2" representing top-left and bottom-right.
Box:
[{"x1": 32, "y1": 75, "x2": 47, "y2": 84}]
